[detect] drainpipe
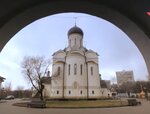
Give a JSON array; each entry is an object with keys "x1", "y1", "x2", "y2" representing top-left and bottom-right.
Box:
[
  {"x1": 86, "y1": 60, "x2": 89, "y2": 99},
  {"x1": 62, "y1": 56, "x2": 66, "y2": 99}
]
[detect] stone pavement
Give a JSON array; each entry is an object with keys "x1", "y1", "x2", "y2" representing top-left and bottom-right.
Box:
[
  {"x1": 0, "y1": 100, "x2": 6, "y2": 103},
  {"x1": 0, "y1": 99, "x2": 150, "y2": 114}
]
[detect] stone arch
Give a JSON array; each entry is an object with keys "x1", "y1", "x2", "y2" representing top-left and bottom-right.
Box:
[{"x1": 0, "y1": 1, "x2": 149, "y2": 76}]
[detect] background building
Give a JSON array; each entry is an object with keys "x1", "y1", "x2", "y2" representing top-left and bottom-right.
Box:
[
  {"x1": 116, "y1": 70, "x2": 135, "y2": 85},
  {"x1": 100, "y1": 80, "x2": 111, "y2": 97}
]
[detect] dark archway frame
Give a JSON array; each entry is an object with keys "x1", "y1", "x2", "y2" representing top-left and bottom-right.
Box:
[{"x1": 0, "y1": 1, "x2": 149, "y2": 76}]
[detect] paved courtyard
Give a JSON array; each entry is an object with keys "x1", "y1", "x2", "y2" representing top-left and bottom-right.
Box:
[{"x1": 0, "y1": 99, "x2": 150, "y2": 114}]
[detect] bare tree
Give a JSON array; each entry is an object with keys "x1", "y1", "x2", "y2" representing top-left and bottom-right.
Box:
[
  {"x1": 13, "y1": 86, "x2": 24, "y2": 98},
  {"x1": 21, "y1": 56, "x2": 50, "y2": 100},
  {"x1": 4, "y1": 82, "x2": 12, "y2": 96}
]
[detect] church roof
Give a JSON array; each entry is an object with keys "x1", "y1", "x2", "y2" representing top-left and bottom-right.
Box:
[
  {"x1": 52, "y1": 49, "x2": 66, "y2": 56},
  {"x1": 68, "y1": 26, "x2": 83, "y2": 36},
  {"x1": 86, "y1": 49, "x2": 99, "y2": 56}
]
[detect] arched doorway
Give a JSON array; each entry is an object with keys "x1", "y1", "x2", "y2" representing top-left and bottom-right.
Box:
[{"x1": 0, "y1": 1, "x2": 149, "y2": 77}]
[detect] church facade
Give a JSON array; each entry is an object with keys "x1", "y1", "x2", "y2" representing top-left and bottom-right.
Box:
[{"x1": 43, "y1": 26, "x2": 103, "y2": 99}]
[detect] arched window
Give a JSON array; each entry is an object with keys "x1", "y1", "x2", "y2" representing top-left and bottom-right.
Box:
[
  {"x1": 75, "y1": 38, "x2": 76, "y2": 45},
  {"x1": 80, "y1": 64, "x2": 82, "y2": 75},
  {"x1": 68, "y1": 64, "x2": 71, "y2": 75},
  {"x1": 74, "y1": 64, "x2": 77, "y2": 75},
  {"x1": 92, "y1": 90, "x2": 94, "y2": 94},
  {"x1": 57, "y1": 90, "x2": 59, "y2": 94},
  {"x1": 80, "y1": 90, "x2": 82, "y2": 95},
  {"x1": 69, "y1": 90, "x2": 71, "y2": 94},
  {"x1": 58, "y1": 66, "x2": 60, "y2": 75},
  {"x1": 91, "y1": 66, "x2": 93, "y2": 75},
  {"x1": 69, "y1": 39, "x2": 71, "y2": 46}
]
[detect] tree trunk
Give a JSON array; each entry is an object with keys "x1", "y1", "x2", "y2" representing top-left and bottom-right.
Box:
[
  {"x1": 40, "y1": 84, "x2": 44, "y2": 101},
  {"x1": 40, "y1": 91, "x2": 43, "y2": 101}
]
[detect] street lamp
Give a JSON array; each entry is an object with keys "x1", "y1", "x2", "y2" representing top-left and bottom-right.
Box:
[{"x1": 143, "y1": 87, "x2": 148, "y2": 100}]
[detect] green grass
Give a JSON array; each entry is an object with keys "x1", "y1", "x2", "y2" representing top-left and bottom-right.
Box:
[
  {"x1": 13, "y1": 100, "x2": 128, "y2": 108},
  {"x1": 46, "y1": 100, "x2": 128, "y2": 108}
]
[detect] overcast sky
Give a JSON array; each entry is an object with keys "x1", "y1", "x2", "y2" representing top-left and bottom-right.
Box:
[{"x1": 0, "y1": 13, "x2": 148, "y2": 90}]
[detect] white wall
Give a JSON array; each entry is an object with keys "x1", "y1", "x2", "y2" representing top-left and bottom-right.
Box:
[{"x1": 64, "y1": 53, "x2": 88, "y2": 99}]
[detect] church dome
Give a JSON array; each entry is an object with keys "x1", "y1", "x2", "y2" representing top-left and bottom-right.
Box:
[{"x1": 68, "y1": 26, "x2": 83, "y2": 36}]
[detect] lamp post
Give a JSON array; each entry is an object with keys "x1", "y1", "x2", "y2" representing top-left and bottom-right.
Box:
[{"x1": 143, "y1": 87, "x2": 148, "y2": 100}]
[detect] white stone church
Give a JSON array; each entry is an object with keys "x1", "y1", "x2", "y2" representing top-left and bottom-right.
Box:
[{"x1": 43, "y1": 26, "x2": 110, "y2": 99}]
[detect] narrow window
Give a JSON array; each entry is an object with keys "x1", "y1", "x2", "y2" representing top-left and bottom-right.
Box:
[
  {"x1": 68, "y1": 64, "x2": 70, "y2": 75},
  {"x1": 74, "y1": 64, "x2": 77, "y2": 75},
  {"x1": 57, "y1": 90, "x2": 59, "y2": 94},
  {"x1": 69, "y1": 90, "x2": 71, "y2": 94},
  {"x1": 69, "y1": 39, "x2": 71, "y2": 46},
  {"x1": 92, "y1": 90, "x2": 94, "y2": 94},
  {"x1": 80, "y1": 90, "x2": 82, "y2": 95},
  {"x1": 47, "y1": 71, "x2": 50, "y2": 77},
  {"x1": 75, "y1": 38, "x2": 76, "y2": 45},
  {"x1": 80, "y1": 64, "x2": 82, "y2": 75},
  {"x1": 91, "y1": 67, "x2": 93, "y2": 75},
  {"x1": 58, "y1": 66, "x2": 60, "y2": 75}
]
